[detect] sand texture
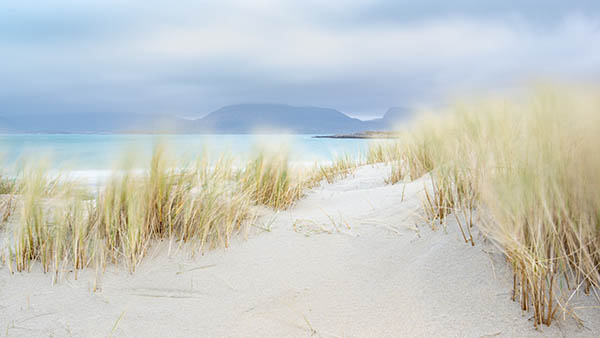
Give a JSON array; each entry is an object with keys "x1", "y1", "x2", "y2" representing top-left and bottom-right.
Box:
[{"x1": 1, "y1": 165, "x2": 598, "y2": 337}]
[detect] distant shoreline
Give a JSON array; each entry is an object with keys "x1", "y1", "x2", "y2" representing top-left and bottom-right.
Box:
[{"x1": 313, "y1": 131, "x2": 400, "y2": 139}]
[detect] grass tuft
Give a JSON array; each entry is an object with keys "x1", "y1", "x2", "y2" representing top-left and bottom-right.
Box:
[{"x1": 3, "y1": 144, "x2": 253, "y2": 274}]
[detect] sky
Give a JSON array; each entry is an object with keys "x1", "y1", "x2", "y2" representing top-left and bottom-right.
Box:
[{"x1": 1, "y1": 1, "x2": 599, "y2": 120}]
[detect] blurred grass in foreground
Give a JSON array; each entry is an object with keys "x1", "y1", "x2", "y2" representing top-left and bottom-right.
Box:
[{"x1": 367, "y1": 85, "x2": 600, "y2": 328}]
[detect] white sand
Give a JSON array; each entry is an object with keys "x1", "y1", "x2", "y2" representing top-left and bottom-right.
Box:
[{"x1": 1, "y1": 165, "x2": 598, "y2": 337}]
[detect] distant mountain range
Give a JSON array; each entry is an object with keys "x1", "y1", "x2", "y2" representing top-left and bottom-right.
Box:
[{"x1": 0, "y1": 104, "x2": 412, "y2": 134}]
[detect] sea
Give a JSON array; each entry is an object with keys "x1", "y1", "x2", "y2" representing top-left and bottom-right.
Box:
[{"x1": 0, "y1": 134, "x2": 375, "y2": 184}]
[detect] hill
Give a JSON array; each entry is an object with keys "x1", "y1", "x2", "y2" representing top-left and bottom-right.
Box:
[
  {"x1": 0, "y1": 104, "x2": 413, "y2": 134},
  {"x1": 190, "y1": 104, "x2": 367, "y2": 134}
]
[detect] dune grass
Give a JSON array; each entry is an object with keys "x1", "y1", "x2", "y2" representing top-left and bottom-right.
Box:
[
  {"x1": 310, "y1": 153, "x2": 359, "y2": 186},
  {"x1": 2, "y1": 145, "x2": 255, "y2": 276},
  {"x1": 368, "y1": 86, "x2": 600, "y2": 327},
  {"x1": 241, "y1": 148, "x2": 303, "y2": 210},
  {"x1": 91, "y1": 147, "x2": 254, "y2": 272},
  {"x1": 0, "y1": 140, "x2": 357, "y2": 277},
  {"x1": 241, "y1": 147, "x2": 361, "y2": 209}
]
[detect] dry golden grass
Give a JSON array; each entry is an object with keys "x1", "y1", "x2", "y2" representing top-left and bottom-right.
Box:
[
  {"x1": 368, "y1": 86, "x2": 600, "y2": 327},
  {"x1": 0, "y1": 139, "x2": 365, "y2": 278},
  {"x1": 0, "y1": 131, "x2": 359, "y2": 284},
  {"x1": 2, "y1": 144, "x2": 254, "y2": 276},
  {"x1": 366, "y1": 141, "x2": 401, "y2": 164},
  {"x1": 309, "y1": 153, "x2": 359, "y2": 186},
  {"x1": 241, "y1": 148, "x2": 303, "y2": 210}
]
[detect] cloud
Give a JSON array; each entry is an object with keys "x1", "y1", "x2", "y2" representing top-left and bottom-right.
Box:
[{"x1": 0, "y1": 1, "x2": 599, "y2": 118}]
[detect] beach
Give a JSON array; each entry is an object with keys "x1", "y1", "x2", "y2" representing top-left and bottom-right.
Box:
[
  {"x1": 2, "y1": 164, "x2": 598, "y2": 337},
  {"x1": 3, "y1": 1, "x2": 599, "y2": 336}
]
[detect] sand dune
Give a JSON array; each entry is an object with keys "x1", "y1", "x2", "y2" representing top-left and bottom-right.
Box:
[{"x1": 1, "y1": 165, "x2": 598, "y2": 337}]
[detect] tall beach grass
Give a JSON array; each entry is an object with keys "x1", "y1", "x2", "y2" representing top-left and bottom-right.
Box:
[
  {"x1": 0, "y1": 140, "x2": 355, "y2": 278},
  {"x1": 3, "y1": 149, "x2": 255, "y2": 275},
  {"x1": 368, "y1": 86, "x2": 600, "y2": 327}
]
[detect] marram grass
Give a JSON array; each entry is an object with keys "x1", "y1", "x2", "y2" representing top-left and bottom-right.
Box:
[
  {"x1": 2, "y1": 146, "x2": 255, "y2": 275},
  {"x1": 0, "y1": 142, "x2": 355, "y2": 278},
  {"x1": 368, "y1": 86, "x2": 600, "y2": 328},
  {"x1": 311, "y1": 153, "x2": 359, "y2": 186},
  {"x1": 241, "y1": 148, "x2": 303, "y2": 210}
]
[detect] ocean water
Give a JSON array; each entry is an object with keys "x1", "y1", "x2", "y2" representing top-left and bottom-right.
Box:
[{"x1": 0, "y1": 134, "x2": 373, "y2": 172}]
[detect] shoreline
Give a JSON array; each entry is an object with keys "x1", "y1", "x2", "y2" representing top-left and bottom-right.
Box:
[{"x1": 313, "y1": 131, "x2": 401, "y2": 139}]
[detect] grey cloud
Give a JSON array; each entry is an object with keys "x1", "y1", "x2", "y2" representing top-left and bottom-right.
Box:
[
  {"x1": 354, "y1": 1, "x2": 600, "y2": 25},
  {"x1": 1, "y1": 1, "x2": 599, "y2": 119}
]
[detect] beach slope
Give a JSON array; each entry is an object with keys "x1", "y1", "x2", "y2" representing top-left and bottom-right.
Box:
[{"x1": 1, "y1": 165, "x2": 598, "y2": 337}]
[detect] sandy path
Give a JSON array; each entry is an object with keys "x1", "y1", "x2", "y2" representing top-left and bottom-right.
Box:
[{"x1": 1, "y1": 165, "x2": 598, "y2": 337}]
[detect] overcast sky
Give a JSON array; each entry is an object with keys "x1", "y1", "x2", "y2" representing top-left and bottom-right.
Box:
[{"x1": 1, "y1": 1, "x2": 599, "y2": 119}]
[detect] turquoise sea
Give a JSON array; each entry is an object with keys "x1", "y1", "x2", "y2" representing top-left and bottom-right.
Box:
[{"x1": 0, "y1": 134, "x2": 373, "y2": 171}]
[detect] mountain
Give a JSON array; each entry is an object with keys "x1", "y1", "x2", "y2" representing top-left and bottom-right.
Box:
[
  {"x1": 362, "y1": 107, "x2": 413, "y2": 130},
  {"x1": 0, "y1": 104, "x2": 413, "y2": 134},
  {"x1": 190, "y1": 104, "x2": 367, "y2": 134}
]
